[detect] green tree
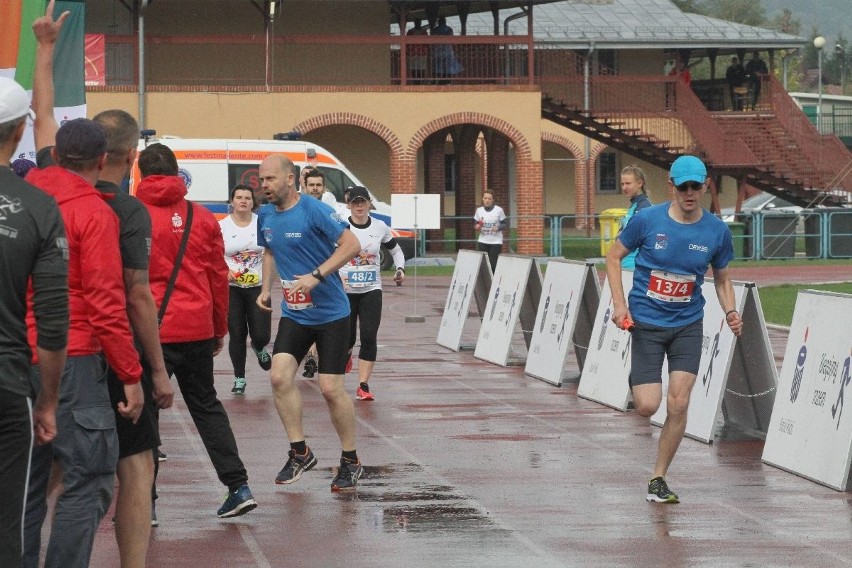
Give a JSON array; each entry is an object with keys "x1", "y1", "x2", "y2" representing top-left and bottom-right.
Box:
[
  {"x1": 707, "y1": 0, "x2": 766, "y2": 26},
  {"x1": 671, "y1": 0, "x2": 706, "y2": 14},
  {"x1": 824, "y1": 35, "x2": 849, "y2": 90}
]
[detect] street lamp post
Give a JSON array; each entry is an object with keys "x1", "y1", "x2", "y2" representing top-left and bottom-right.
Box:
[
  {"x1": 838, "y1": 44, "x2": 846, "y2": 96},
  {"x1": 814, "y1": 36, "x2": 826, "y2": 131}
]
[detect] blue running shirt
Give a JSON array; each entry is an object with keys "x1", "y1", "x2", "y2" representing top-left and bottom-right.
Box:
[
  {"x1": 617, "y1": 202, "x2": 734, "y2": 328},
  {"x1": 257, "y1": 197, "x2": 351, "y2": 325}
]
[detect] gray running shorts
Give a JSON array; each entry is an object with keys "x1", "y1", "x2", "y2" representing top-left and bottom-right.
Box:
[{"x1": 629, "y1": 319, "x2": 703, "y2": 386}]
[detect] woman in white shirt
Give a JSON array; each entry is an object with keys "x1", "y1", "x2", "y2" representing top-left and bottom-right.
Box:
[
  {"x1": 338, "y1": 186, "x2": 405, "y2": 401},
  {"x1": 219, "y1": 185, "x2": 272, "y2": 395},
  {"x1": 474, "y1": 191, "x2": 507, "y2": 272}
]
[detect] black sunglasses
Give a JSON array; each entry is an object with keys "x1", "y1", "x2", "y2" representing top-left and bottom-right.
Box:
[{"x1": 675, "y1": 181, "x2": 703, "y2": 192}]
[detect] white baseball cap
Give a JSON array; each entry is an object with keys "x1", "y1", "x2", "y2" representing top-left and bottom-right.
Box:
[{"x1": 0, "y1": 77, "x2": 34, "y2": 124}]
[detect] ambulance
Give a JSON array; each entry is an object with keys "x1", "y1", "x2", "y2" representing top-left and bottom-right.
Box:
[{"x1": 129, "y1": 136, "x2": 414, "y2": 268}]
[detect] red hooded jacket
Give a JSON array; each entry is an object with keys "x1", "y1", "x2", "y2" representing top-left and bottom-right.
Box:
[
  {"x1": 25, "y1": 166, "x2": 142, "y2": 385},
  {"x1": 136, "y1": 175, "x2": 229, "y2": 343}
]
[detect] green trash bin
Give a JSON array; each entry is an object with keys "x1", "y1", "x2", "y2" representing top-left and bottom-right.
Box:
[
  {"x1": 599, "y1": 208, "x2": 628, "y2": 256},
  {"x1": 727, "y1": 222, "x2": 745, "y2": 259}
]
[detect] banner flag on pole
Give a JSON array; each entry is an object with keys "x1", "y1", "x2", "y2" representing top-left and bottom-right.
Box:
[{"x1": 1, "y1": 0, "x2": 87, "y2": 165}]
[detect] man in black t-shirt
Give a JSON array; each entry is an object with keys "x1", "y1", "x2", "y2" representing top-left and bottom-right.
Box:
[
  {"x1": 0, "y1": 76, "x2": 69, "y2": 568},
  {"x1": 744, "y1": 52, "x2": 768, "y2": 110},
  {"x1": 93, "y1": 109, "x2": 174, "y2": 562}
]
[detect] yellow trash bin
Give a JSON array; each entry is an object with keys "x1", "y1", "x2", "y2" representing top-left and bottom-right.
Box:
[{"x1": 599, "y1": 208, "x2": 628, "y2": 256}]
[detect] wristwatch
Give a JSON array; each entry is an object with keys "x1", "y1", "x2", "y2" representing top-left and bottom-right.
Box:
[{"x1": 311, "y1": 268, "x2": 325, "y2": 282}]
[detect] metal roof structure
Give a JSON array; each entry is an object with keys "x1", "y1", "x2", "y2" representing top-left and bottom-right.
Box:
[{"x1": 402, "y1": 0, "x2": 807, "y2": 52}]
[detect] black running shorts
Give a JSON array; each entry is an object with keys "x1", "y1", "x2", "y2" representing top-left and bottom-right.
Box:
[{"x1": 273, "y1": 315, "x2": 350, "y2": 375}]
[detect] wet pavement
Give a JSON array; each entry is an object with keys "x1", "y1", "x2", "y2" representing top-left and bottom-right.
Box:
[{"x1": 85, "y1": 265, "x2": 852, "y2": 568}]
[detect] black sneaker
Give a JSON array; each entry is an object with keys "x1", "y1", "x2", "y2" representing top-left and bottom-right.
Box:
[
  {"x1": 156, "y1": 448, "x2": 167, "y2": 462},
  {"x1": 331, "y1": 457, "x2": 363, "y2": 492},
  {"x1": 216, "y1": 484, "x2": 258, "y2": 518},
  {"x1": 647, "y1": 476, "x2": 679, "y2": 503},
  {"x1": 302, "y1": 354, "x2": 318, "y2": 378},
  {"x1": 275, "y1": 448, "x2": 317, "y2": 484},
  {"x1": 255, "y1": 348, "x2": 272, "y2": 371}
]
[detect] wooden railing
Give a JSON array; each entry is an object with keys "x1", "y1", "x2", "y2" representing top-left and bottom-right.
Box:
[{"x1": 767, "y1": 78, "x2": 852, "y2": 192}]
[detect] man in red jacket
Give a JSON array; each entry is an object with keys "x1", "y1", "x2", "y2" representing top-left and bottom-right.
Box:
[
  {"x1": 136, "y1": 143, "x2": 257, "y2": 519},
  {"x1": 23, "y1": 100, "x2": 145, "y2": 568}
]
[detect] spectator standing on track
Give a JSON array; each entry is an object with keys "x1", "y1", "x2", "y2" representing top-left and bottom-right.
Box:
[
  {"x1": 23, "y1": 100, "x2": 144, "y2": 568},
  {"x1": 339, "y1": 186, "x2": 405, "y2": 401},
  {"x1": 0, "y1": 75, "x2": 68, "y2": 568},
  {"x1": 31, "y1": 11, "x2": 174, "y2": 565},
  {"x1": 136, "y1": 143, "x2": 257, "y2": 519},
  {"x1": 605, "y1": 155, "x2": 743, "y2": 504},
  {"x1": 220, "y1": 184, "x2": 272, "y2": 395},
  {"x1": 255, "y1": 153, "x2": 364, "y2": 492}
]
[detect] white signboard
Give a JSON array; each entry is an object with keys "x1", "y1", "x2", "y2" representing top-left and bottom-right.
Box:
[
  {"x1": 763, "y1": 290, "x2": 852, "y2": 491},
  {"x1": 390, "y1": 194, "x2": 441, "y2": 229},
  {"x1": 474, "y1": 255, "x2": 540, "y2": 367},
  {"x1": 576, "y1": 271, "x2": 635, "y2": 410},
  {"x1": 437, "y1": 250, "x2": 492, "y2": 351},
  {"x1": 525, "y1": 260, "x2": 600, "y2": 386},
  {"x1": 650, "y1": 280, "x2": 749, "y2": 443}
]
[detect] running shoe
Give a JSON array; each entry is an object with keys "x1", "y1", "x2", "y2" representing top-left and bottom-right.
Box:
[
  {"x1": 646, "y1": 476, "x2": 679, "y2": 503},
  {"x1": 302, "y1": 355, "x2": 318, "y2": 378},
  {"x1": 331, "y1": 457, "x2": 363, "y2": 492},
  {"x1": 217, "y1": 484, "x2": 258, "y2": 518},
  {"x1": 275, "y1": 448, "x2": 318, "y2": 484},
  {"x1": 151, "y1": 502, "x2": 159, "y2": 527},
  {"x1": 345, "y1": 354, "x2": 353, "y2": 374},
  {"x1": 156, "y1": 448, "x2": 167, "y2": 462},
  {"x1": 231, "y1": 377, "x2": 246, "y2": 395},
  {"x1": 255, "y1": 348, "x2": 272, "y2": 371},
  {"x1": 356, "y1": 384, "x2": 374, "y2": 401}
]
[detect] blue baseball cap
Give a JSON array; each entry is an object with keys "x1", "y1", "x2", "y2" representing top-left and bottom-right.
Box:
[{"x1": 670, "y1": 155, "x2": 707, "y2": 186}]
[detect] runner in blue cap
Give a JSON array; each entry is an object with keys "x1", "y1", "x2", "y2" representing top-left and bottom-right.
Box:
[{"x1": 605, "y1": 155, "x2": 743, "y2": 504}]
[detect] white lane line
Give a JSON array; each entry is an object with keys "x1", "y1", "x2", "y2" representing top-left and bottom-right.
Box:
[{"x1": 167, "y1": 402, "x2": 272, "y2": 568}]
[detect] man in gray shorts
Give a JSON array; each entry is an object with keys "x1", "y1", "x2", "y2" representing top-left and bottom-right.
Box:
[{"x1": 605, "y1": 155, "x2": 743, "y2": 504}]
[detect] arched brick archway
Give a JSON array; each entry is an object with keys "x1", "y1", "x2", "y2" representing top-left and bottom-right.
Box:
[
  {"x1": 293, "y1": 113, "x2": 403, "y2": 155},
  {"x1": 407, "y1": 112, "x2": 543, "y2": 255},
  {"x1": 291, "y1": 114, "x2": 410, "y2": 197}
]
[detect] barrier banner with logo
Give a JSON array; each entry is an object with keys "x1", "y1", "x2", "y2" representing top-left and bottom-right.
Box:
[
  {"x1": 525, "y1": 260, "x2": 599, "y2": 386},
  {"x1": 763, "y1": 290, "x2": 852, "y2": 490},
  {"x1": 576, "y1": 271, "x2": 636, "y2": 410},
  {"x1": 437, "y1": 250, "x2": 492, "y2": 351},
  {"x1": 474, "y1": 255, "x2": 541, "y2": 367}
]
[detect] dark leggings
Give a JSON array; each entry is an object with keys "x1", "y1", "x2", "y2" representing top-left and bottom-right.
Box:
[
  {"x1": 347, "y1": 289, "x2": 382, "y2": 362},
  {"x1": 227, "y1": 285, "x2": 272, "y2": 377},
  {"x1": 478, "y1": 242, "x2": 501, "y2": 272}
]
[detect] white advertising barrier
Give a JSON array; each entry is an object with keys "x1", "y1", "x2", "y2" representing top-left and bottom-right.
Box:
[
  {"x1": 576, "y1": 271, "x2": 636, "y2": 410},
  {"x1": 763, "y1": 290, "x2": 852, "y2": 491},
  {"x1": 525, "y1": 260, "x2": 600, "y2": 386},
  {"x1": 437, "y1": 250, "x2": 493, "y2": 351},
  {"x1": 474, "y1": 255, "x2": 541, "y2": 367},
  {"x1": 524, "y1": 259, "x2": 600, "y2": 386},
  {"x1": 649, "y1": 282, "x2": 777, "y2": 443}
]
